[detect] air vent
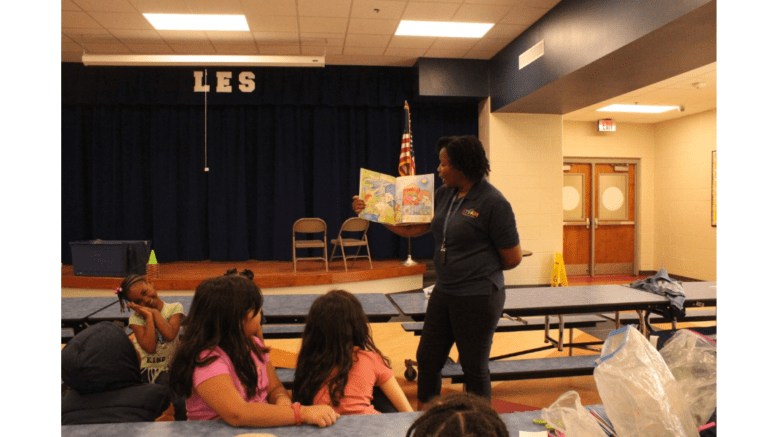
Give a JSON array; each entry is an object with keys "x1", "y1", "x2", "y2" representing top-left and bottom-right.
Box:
[{"x1": 519, "y1": 40, "x2": 544, "y2": 70}]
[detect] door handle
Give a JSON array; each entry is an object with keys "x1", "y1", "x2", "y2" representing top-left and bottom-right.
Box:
[
  {"x1": 585, "y1": 218, "x2": 590, "y2": 229},
  {"x1": 593, "y1": 218, "x2": 598, "y2": 229}
]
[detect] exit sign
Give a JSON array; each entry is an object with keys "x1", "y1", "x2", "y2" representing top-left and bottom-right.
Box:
[{"x1": 598, "y1": 119, "x2": 616, "y2": 132}]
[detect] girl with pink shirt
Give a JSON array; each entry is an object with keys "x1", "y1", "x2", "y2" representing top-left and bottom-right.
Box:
[
  {"x1": 168, "y1": 275, "x2": 338, "y2": 427},
  {"x1": 292, "y1": 289, "x2": 413, "y2": 415}
]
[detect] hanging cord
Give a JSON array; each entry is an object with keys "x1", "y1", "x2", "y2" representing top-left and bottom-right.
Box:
[{"x1": 204, "y1": 69, "x2": 209, "y2": 172}]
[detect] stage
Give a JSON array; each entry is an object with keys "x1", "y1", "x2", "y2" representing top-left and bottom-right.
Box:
[{"x1": 61, "y1": 258, "x2": 427, "y2": 296}]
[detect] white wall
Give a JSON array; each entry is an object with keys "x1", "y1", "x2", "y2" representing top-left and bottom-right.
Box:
[
  {"x1": 481, "y1": 99, "x2": 564, "y2": 286},
  {"x1": 482, "y1": 100, "x2": 716, "y2": 285},
  {"x1": 653, "y1": 110, "x2": 717, "y2": 280}
]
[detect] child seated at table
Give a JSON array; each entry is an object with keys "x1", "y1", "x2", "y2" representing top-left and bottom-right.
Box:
[
  {"x1": 167, "y1": 275, "x2": 338, "y2": 427},
  {"x1": 116, "y1": 274, "x2": 185, "y2": 420},
  {"x1": 292, "y1": 289, "x2": 413, "y2": 415},
  {"x1": 405, "y1": 392, "x2": 508, "y2": 437}
]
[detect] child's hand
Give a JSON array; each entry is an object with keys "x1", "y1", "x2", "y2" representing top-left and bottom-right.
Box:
[
  {"x1": 301, "y1": 405, "x2": 339, "y2": 428},
  {"x1": 127, "y1": 302, "x2": 153, "y2": 320}
]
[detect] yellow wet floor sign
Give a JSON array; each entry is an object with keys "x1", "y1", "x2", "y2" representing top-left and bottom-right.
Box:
[{"x1": 551, "y1": 253, "x2": 568, "y2": 287}]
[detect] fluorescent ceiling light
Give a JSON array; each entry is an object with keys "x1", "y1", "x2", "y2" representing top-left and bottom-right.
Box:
[
  {"x1": 597, "y1": 104, "x2": 679, "y2": 113},
  {"x1": 395, "y1": 20, "x2": 494, "y2": 38},
  {"x1": 143, "y1": 14, "x2": 249, "y2": 31},
  {"x1": 82, "y1": 54, "x2": 325, "y2": 67}
]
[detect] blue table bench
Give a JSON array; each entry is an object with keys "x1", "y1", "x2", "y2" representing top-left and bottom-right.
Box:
[{"x1": 441, "y1": 355, "x2": 599, "y2": 383}]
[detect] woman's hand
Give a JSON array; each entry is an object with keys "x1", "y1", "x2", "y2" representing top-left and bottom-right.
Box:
[
  {"x1": 301, "y1": 405, "x2": 339, "y2": 428},
  {"x1": 352, "y1": 196, "x2": 365, "y2": 214}
]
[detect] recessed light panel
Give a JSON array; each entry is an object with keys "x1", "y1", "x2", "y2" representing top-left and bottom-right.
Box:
[
  {"x1": 395, "y1": 20, "x2": 494, "y2": 38},
  {"x1": 597, "y1": 104, "x2": 679, "y2": 113},
  {"x1": 143, "y1": 14, "x2": 249, "y2": 31}
]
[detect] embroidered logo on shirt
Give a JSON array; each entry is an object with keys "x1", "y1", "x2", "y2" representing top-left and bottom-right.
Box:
[{"x1": 462, "y1": 208, "x2": 479, "y2": 218}]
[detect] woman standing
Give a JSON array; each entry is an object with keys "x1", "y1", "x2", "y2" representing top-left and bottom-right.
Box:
[{"x1": 353, "y1": 135, "x2": 522, "y2": 410}]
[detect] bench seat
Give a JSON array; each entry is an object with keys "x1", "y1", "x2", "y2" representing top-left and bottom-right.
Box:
[
  {"x1": 401, "y1": 314, "x2": 605, "y2": 336},
  {"x1": 442, "y1": 355, "x2": 599, "y2": 383},
  {"x1": 262, "y1": 324, "x2": 305, "y2": 339},
  {"x1": 601, "y1": 308, "x2": 717, "y2": 325}
]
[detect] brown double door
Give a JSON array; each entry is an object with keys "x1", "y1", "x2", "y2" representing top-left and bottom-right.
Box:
[{"x1": 563, "y1": 160, "x2": 637, "y2": 276}]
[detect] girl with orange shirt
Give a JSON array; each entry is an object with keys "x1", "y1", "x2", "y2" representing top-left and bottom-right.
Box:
[{"x1": 292, "y1": 289, "x2": 413, "y2": 415}]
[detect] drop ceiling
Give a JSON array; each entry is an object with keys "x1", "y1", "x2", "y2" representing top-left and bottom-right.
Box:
[{"x1": 61, "y1": 0, "x2": 716, "y2": 123}]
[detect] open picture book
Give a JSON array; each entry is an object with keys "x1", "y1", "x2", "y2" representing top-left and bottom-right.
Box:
[{"x1": 358, "y1": 168, "x2": 434, "y2": 225}]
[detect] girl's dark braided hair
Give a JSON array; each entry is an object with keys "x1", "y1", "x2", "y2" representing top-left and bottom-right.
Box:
[
  {"x1": 406, "y1": 393, "x2": 509, "y2": 437},
  {"x1": 115, "y1": 274, "x2": 147, "y2": 313}
]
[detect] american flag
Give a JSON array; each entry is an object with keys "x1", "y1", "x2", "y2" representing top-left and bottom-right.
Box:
[{"x1": 398, "y1": 101, "x2": 416, "y2": 176}]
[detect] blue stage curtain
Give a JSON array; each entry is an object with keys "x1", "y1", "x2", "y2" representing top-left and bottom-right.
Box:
[{"x1": 61, "y1": 64, "x2": 478, "y2": 263}]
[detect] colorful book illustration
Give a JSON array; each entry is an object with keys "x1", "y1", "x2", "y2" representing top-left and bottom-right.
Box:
[{"x1": 358, "y1": 168, "x2": 434, "y2": 225}]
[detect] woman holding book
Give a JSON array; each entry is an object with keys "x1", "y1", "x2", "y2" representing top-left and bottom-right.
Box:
[{"x1": 352, "y1": 135, "x2": 522, "y2": 410}]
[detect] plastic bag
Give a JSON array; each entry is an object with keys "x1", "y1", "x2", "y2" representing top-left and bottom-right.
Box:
[
  {"x1": 593, "y1": 325, "x2": 699, "y2": 437},
  {"x1": 658, "y1": 329, "x2": 717, "y2": 427},
  {"x1": 540, "y1": 391, "x2": 607, "y2": 437}
]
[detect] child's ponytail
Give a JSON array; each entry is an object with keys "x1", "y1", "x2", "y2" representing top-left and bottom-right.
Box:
[{"x1": 116, "y1": 274, "x2": 146, "y2": 312}]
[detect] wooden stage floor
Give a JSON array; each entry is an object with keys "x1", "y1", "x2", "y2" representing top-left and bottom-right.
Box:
[{"x1": 61, "y1": 259, "x2": 427, "y2": 291}]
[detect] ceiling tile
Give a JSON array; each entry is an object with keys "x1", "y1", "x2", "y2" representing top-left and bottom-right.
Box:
[
  {"x1": 63, "y1": 0, "x2": 82, "y2": 11},
  {"x1": 89, "y1": 12, "x2": 156, "y2": 30},
  {"x1": 402, "y1": 2, "x2": 460, "y2": 21},
  {"x1": 62, "y1": 11, "x2": 104, "y2": 29},
  {"x1": 386, "y1": 35, "x2": 436, "y2": 49},
  {"x1": 124, "y1": 43, "x2": 176, "y2": 54},
  {"x1": 158, "y1": 30, "x2": 209, "y2": 43},
  {"x1": 343, "y1": 46, "x2": 386, "y2": 56},
  {"x1": 184, "y1": 0, "x2": 244, "y2": 14},
  {"x1": 463, "y1": 49, "x2": 498, "y2": 59},
  {"x1": 110, "y1": 29, "x2": 165, "y2": 44},
  {"x1": 429, "y1": 37, "x2": 478, "y2": 50},
  {"x1": 252, "y1": 32, "x2": 301, "y2": 43},
  {"x1": 424, "y1": 48, "x2": 469, "y2": 58},
  {"x1": 83, "y1": 42, "x2": 132, "y2": 54},
  {"x1": 239, "y1": 0, "x2": 298, "y2": 16},
  {"x1": 501, "y1": 5, "x2": 549, "y2": 25},
  {"x1": 299, "y1": 17, "x2": 349, "y2": 33},
  {"x1": 62, "y1": 28, "x2": 113, "y2": 42},
  {"x1": 298, "y1": 0, "x2": 352, "y2": 17},
  {"x1": 128, "y1": 0, "x2": 190, "y2": 14},
  {"x1": 348, "y1": 18, "x2": 400, "y2": 35},
  {"x1": 351, "y1": 0, "x2": 407, "y2": 19},
  {"x1": 169, "y1": 43, "x2": 217, "y2": 54},
  {"x1": 204, "y1": 30, "x2": 255, "y2": 43},
  {"x1": 245, "y1": 15, "x2": 299, "y2": 33},
  {"x1": 258, "y1": 45, "x2": 301, "y2": 55},
  {"x1": 72, "y1": 0, "x2": 137, "y2": 13},
  {"x1": 345, "y1": 34, "x2": 393, "y2": 48},
  {"x1": 452, "y1": 4, "x2": 511, "y2": 22},
  {"x1": 384, "y1": 47, "x2": 428, "y2": 57},
  {"x1": 485, "y1": 23, "x2": 527, "y2": 39}
]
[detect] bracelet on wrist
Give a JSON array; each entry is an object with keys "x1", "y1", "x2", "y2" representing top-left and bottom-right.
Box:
[{"x1": 291, "y1": 402, "x2": 302, "y2": 426}]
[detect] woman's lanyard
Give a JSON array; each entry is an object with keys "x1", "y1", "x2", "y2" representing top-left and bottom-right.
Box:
[{"x1": 440, "y1": 190, "x2": 465, "y2": 265}]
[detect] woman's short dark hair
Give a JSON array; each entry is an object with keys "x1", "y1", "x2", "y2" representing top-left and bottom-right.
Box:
[
  {"x1": 435, "y1": 135, "x2": 490, "y2": 182},
  {"x1": 406, "y1": 393, "x2": 509, "y2": 437}
]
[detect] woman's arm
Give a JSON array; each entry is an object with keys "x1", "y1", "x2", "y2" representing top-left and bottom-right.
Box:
[
  {"x1": 498, "y1": 244, "x2": 523, "y2": 271},
  {"x1": 194, "y1": 374, "x2": 339, "y2": 428},
  {"x1": 352, "y1": 196, "x2": 431, "y2": 238},
  {"x1": 378, "y1": 376, "x2": 414, "y2": 412}
]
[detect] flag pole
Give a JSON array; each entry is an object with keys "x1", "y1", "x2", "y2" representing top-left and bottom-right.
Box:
[
  {"x1": 401, "y1": 100, "x2": 417, "y2": 267},
  {"x1": 403, "y1": 237, "x2": 417, "y2": 266}
]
